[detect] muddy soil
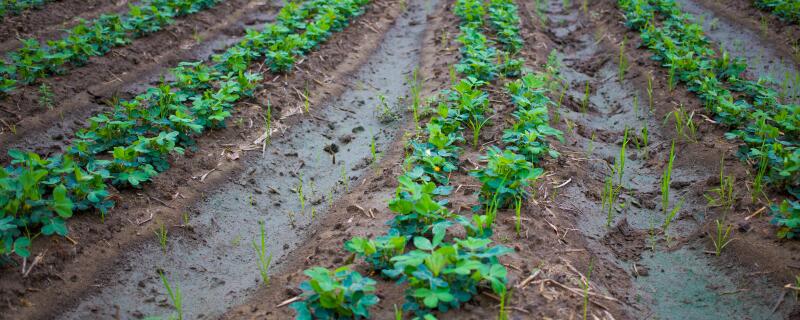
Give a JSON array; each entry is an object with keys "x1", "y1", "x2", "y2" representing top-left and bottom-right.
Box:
[
  {"x1": 2, "y1": 0, "x2": 800, "y2": 319},
  {"x1": 59, "y1": 1, "x2": 424, "y2": 318},
  {"x1": 0, "y1": 0, "x2": 282, "y2": 158},
  {"x1": 536, "y1": 0, "x2": 800, "y2": 318},
  {"x1": 225, "y1": 0, "x2": 800, "y2": 319},
  {"x1": 0, "y1": 0, "x2": 405, "y2": 318},
  {"x1": 223, "y1": 0, "x2": 635, "y2": 318},
  {"x1": 0, "y1": 0, "x2": 125, "y2": 45},
  {"x1": 674, "y1": 0, "x2": 799, "y2": 103},
  {"x1": 690, "y1": 0, "x2": 800, "y2": 66}
]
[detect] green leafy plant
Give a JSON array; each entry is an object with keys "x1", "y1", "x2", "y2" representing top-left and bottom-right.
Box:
[
  {"x1": 471, "y1": 147, "x2": 542, "y2": 209},
  {"x1": 772, "y1": 200, "x2": 800, "y2": 239},
  {"x1": 755, "y1": 0, "x2": 800, "y2": 24},
  {"x1": 290, "y1": 266, "x2": 379, "y2": 320},
  {"x1": 387, "y1": 175, "x2": 454, "y2": 237},
  {"x1": 383, "y1": 236, "x2": 511, "y2": 317},
  {"x1": 619, "y1": 0, "x2": 800, "y2": 232},
  {"x1": 345, "y1": 230, "x2": 408, "y2": 272},
  {"x1": 0, "y1": 0, "x2": 373, "y2": 259}
]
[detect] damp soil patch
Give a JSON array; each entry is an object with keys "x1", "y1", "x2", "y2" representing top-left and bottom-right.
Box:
[{"x1": 56, "y1": 2, "x2": 428, "y2": 319}]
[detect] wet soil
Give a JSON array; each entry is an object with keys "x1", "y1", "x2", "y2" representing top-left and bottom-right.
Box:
[
  {"x1": 2, "y1": 0, "x2": 800, "y2": 319},
  {"x1": 0, "y1": 0, "x2": 282, "y2": 163},
  {"x1": 691, "y1": 0, "x2": 800, "y2": 66},
  {"x1": 0, "y1": 0, "x2": 125, "y2": 45},
  {"x1": 536, "y1": 0, "x2": 800, "y2": 318},
  {"x1": 59, "y1": 1, "x2": 423, "y2": 318},
  {"x1": 0, "y1": 0, "x2": 405, "y2": 317},
  {"x1": 674, "y1": 0, "x2": 799, "y2": 103}
]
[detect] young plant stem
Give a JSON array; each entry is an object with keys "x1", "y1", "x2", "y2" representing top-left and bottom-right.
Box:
[
  {"x1": 710, "y1": 219, "x2": 733, "y2": 256},
  {"x1": 155, "y1": 222, "x2": 168, "y2": 253},
  {"x1": 252, "y1": 221, "x2": 273, "y2": 285},
  {"x1": 582, "y1": 259, "x2": 594, "y2": 320},
  {"x1": 514, "y1": 197, "x2": 522, "y2": 235},
  {"x1": 159, "y1": 271, "x2": 183, "y2": 320}
]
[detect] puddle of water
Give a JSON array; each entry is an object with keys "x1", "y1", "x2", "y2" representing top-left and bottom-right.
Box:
[
  {"x1": 59, "y1": 2, "x2": 434, "y2": 319},
  {"x1": 674, "y1": 0, "x2": 800, "y2": 103}
]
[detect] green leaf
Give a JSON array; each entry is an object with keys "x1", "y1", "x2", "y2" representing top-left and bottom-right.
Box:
[
  {"x1": 52, "y1": 184, "x2": 73, "y2": 218},
  {"x1": 13, "y1": 237, "x2": 31, "y2": 258},
  {"x1": 413, "y1": 236, "x2": 433, "y2": 251}
]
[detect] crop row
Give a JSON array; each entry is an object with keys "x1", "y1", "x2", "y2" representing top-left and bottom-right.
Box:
[
  {"x1": 0, "y1": 0, "x2": 371, "y2": 261},
  {"x1": 0, "y1": 0, "x2": 50, "y2": 18},
  {"x1": 618, "y1": 0, "x2": 800, "y2": 238},
  {"x1": 0, "y1": 0, "x2": 225, "y2": 95},
  {"x1": 288, "y1": 1, "x2": 560, "y2": 319},
  {"x1": 755, "y1": 0, "x2": 800, "y2": 24}
]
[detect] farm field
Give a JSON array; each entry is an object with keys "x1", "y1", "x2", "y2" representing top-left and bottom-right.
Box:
[{"x1": 0, "y1": 0, "x2": 799, "y2": 319}]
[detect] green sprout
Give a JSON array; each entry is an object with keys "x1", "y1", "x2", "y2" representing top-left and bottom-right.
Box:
[
  {"x1": 38, "y1": 83, "x2": 54, "y2": 110},
  {"x1": 159, "y1": 271, "x2": 183, "y2": 320},
  {"x1": 252, "y1": 221, "x2": 273, "y2": 285},
  {"x1": 155, "y1": 222, "x2": 168, "y2": 253},
  {"x1": 709, "y1": 219, "x2": 733, "y2": 256}
]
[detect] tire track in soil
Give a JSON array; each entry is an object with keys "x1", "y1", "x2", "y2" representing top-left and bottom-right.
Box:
[
  {"x1": 58, "y1": 0, "x2": 431, "y2": 318},
  {"x1": 0, "y1": 0, "x2": 282, "y2": 164},
  {"x1": 0, "y1": 0, "x2": 409, "y2": 318},
  {"x1": 539, "y1": 0, "x2": 797, "y2": 318}
]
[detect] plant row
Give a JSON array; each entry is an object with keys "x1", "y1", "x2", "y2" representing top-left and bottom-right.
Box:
[
  {"x1": 0, "y1": 0, "x2": 50, "y2": 18},
  {"x1": 0, "y1": 0, "x2": 225, "y2": 95},
  {"x1": 755, "y1": 0, "x2": 800, "y2": 24},
  {"x1": 289, "y1": 1, "x2": 559, "y2": 319},
  {"x1": 0, "y1": 0, "x2": 371, "y2": 260},
  {"x1": 618, "y1": 0, "x2": 800, "y2": 238}
]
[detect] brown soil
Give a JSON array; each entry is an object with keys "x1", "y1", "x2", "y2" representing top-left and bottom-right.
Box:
[
  {"x1": 597, "y1": 0, "x2": 800, "y2": 287},
  {"x1": 0, "y1": 0, "x2": 126, "y2": 45},
  {"x1": 0, "y1": 0, "x2": 281, "y2": 163},
  {"x1": 696, "y1": 0, "x2": 800, "y2": 66},
  {"x1": 1, "y1": 0, "x2": 799, "y2": 318},
  {"x1": 0, "y1": 0, "x2": 405, "y2": 317}
]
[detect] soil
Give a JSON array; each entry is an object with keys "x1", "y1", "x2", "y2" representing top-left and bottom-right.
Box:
[
  {"x1": 0, "y1": 0, "x2": 282, "y2": 159},
  {"x1": 0, "y1": 0, "x2": 126, "y2": 45},
  {"x1": 1, "y1": 0, "x2": 800, "y2": 319},
  {"x1": 673, "y1": 0, "x2": 799, "y2": 103},
  {"x1": 691, "y1": 0, "x2": 800, "y2": 67}
]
